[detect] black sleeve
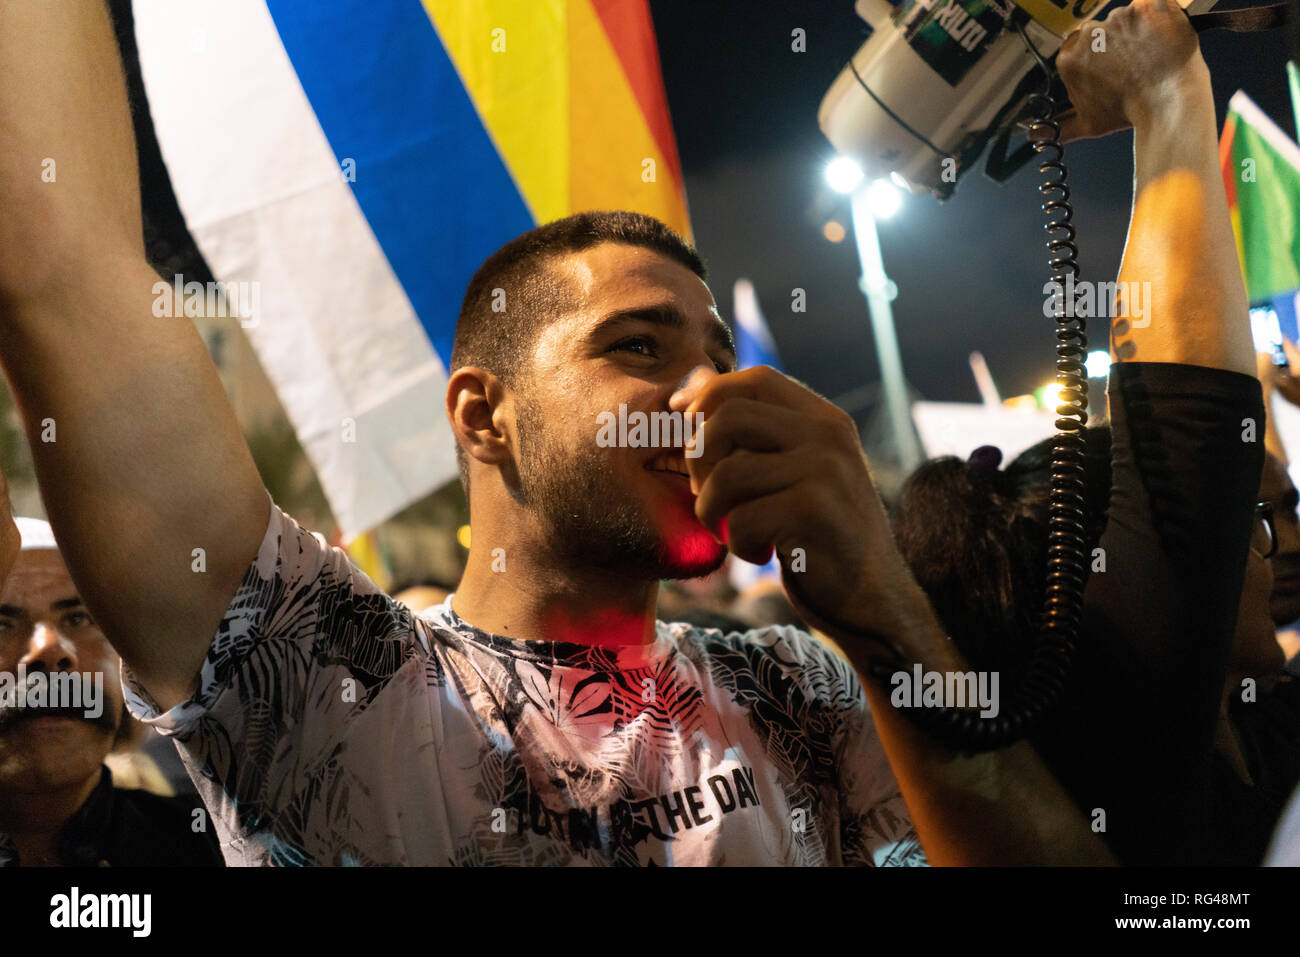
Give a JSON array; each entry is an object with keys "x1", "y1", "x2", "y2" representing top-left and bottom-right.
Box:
[
  {"x1": 1220, "y1": 675, "x2": 1300, "y2": 862},
  {"x1": 106, "y1": 789, "x2": 225, "y2": 866},
  {"x1": 1042, "y1": 361, "x2": 1265, "y2": 864}
]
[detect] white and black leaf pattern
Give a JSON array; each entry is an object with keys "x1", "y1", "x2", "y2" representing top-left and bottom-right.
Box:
[{"x1": 154, "y1": 506, "x2": 920, "y2": 866}]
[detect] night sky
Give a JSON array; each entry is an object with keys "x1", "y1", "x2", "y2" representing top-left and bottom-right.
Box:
[{"x1": 648, "y1": 0, "x2": 1299, "y2": 409}]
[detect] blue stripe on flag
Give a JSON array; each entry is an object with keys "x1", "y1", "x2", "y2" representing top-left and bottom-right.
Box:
[
  {"x1": 737, "y1": 329, "x2": 781, "y2": 371},
  {"x1": 1273, "y1": 290, "x2": 1300, "y2": 345},
  {"x1": 265, "y1": 0, "x2": 535, "y2": 366}
]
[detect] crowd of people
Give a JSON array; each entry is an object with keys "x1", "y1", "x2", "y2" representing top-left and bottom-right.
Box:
[{"x1": 1, "y1": 0, "x2": 1298, "y2": 866}]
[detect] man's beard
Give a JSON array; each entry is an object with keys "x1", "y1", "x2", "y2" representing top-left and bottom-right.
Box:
[{"x1": 514, "y1": 399, "x2": 726, "y2": 580}]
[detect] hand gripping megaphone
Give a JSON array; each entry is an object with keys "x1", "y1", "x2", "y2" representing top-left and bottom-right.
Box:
[{"x1": 819, "y1": 0, "x2": 1290, "y2": 199}]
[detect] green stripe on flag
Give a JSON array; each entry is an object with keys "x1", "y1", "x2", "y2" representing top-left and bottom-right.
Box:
[{"x1": 1228, "y1": 91, "x2": 1300, "y2": 303}]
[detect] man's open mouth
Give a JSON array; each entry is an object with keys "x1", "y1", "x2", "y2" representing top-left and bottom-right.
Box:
[{"x1": 645, "y1": 454, "x2": 690, "y2": 477}]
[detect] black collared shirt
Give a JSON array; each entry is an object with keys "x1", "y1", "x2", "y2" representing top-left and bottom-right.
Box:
[{"x1": 0, "y1": 766, "x2": 223, "y2": 866}]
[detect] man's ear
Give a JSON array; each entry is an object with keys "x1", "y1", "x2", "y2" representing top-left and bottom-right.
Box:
[{"x1": 447, "y1": 367, "x2": 515, "y2": 474}]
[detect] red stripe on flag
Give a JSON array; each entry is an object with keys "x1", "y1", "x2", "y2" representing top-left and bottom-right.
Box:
[
  {"x1": 1220, "y1": 112, "x2": 1238, "y2": 210},
  {"x1": 589, "y1": 0, "x2": 686, "y2": 193}
]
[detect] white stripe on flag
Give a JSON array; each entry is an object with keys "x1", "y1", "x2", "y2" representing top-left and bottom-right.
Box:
[
  {"x1": 733, "y1": 278, "x2": 777, "y2": 355},
  {"x1": 1229, "y1": 90, "x2": 1300, "y2": 173},
  {"x1": 133, "y1": 0, "x2": 455, "y2": 539}
]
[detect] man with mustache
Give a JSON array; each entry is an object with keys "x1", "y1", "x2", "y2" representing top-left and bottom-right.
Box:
[{"x1": 0, "y1": 514, "x2": 221, "y2": 866}]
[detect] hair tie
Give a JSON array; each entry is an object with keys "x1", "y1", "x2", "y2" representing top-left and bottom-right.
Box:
[{"x1": 968, "y1": 445, "x2": 1003, "y2": 473}]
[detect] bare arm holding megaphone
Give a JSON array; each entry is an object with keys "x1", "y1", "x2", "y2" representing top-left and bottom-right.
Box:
[{"x1": 1055, "y1": 0, "x2": 1255, "y2": 377}]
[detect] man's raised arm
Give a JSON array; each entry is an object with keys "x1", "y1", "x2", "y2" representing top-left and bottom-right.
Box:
[
  {"x1": 1058, "y1": 0, "x2": 1253, "y2": 373},
  {"x1": 0, "y1": 0, "x2": 269, "y2": 710}
]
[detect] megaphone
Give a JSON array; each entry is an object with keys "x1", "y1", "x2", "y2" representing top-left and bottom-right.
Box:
[{"x1": 819, "y1": 0, "x2": 1284, "y2": 199}]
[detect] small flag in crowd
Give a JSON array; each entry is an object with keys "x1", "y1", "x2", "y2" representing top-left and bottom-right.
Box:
[
  {"x1": 728, "y1": 278, "x2": 784, "y2": 590},
  {"x1": 1220, "y1": 89, "x2": 1300, "y2": 306},
  {"x1": 732, "y1": 278, "x2": 782, "y2": 371}
]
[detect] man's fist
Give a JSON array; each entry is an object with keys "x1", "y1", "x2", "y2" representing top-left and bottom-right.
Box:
[
  {"x1": 681, "y1": 366, "x2": 924, "y2": 639},
  {"x1": 1057, "y1": 0, "x2": 1206, "y2": 141}
]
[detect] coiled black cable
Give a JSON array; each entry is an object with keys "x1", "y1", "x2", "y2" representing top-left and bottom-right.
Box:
[{"x1": 804, "y1": 22, "x2": 1090, "y2": 752}]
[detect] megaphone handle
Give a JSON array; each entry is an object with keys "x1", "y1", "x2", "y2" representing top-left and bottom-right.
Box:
[{"x1": 1189, "y1": 2, "x2": 1289, "y2": 32}]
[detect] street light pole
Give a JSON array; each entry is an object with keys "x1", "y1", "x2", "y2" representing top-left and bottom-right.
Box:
[{"x1": 849, "y1": 187, "x2": 923, "y2": 474}]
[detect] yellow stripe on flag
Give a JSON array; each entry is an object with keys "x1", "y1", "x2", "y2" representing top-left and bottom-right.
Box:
[
  {"x1": 346, "y1": 530, "x2": 392, "y2": 591},
  {"x1": 423, "y1": 0, "x2": 570, "y2": 224},
  {"x1": 423, "y1": 0, "x2": 688, "y2": 236},
  {"x1": 568, "y1": 0, "x2": 690, "y2": 237},
  {"x1": 1228, "y1": 206, "x2": 1247, "y2": 292}
]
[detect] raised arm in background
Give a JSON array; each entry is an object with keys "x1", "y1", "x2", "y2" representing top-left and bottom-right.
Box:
[
  {"x1": 1059, "y1": 0, "x2": 1254, "y2": 374},
  {"x1": 0, "y1": 0, "x2": 269, "y2": 710}
]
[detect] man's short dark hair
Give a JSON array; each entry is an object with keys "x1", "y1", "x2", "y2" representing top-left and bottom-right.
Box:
[{"x1": 449, "y1": 210, "x2": 707, "y2": 491}]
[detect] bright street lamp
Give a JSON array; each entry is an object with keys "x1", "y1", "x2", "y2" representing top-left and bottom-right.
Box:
[
  {"x1": 865, "y1": 178, "x2": 903, "y2": 219},
  {"x1": 825, "y1": 156, "x2": 864, "y2": 194},
  {"x1": 836, "y1": 169, "x2": 922, "y2": 473}
]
